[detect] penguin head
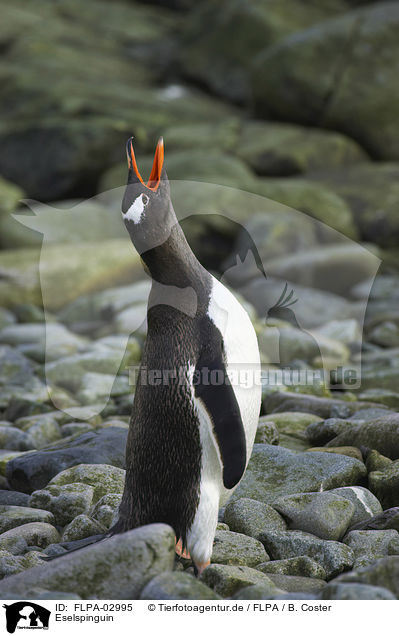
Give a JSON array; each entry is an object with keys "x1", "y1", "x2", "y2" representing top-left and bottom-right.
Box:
[{"x1": 121, "y1": 137, "x2": 175, "y2": 255}]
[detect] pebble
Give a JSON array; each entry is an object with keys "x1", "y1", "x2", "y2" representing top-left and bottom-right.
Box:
[
  {"x1": 259, "y1": 530, "x2": 354, "y2": 579},
  {"x1": 30, "y1": 483, "x2": 95, "y2": 526},
  {"x1": 231, "y1": 445, "x2": 366, "y2": 505},
  {"x1": 62, "y1": 514, "x2": 106, "y2": 541},
  {"x1": 343, "y1": 529, "x2": 399, "y2": 568},
  {"x1": 0, "y1": 524, "x2": 176, "y2": 599},
  {"x1": 0, "y1": 506, "x2": 55, "y2": 533},
  {"x1": 224, "y1": 498, "x2": 286, "y2": 540},
  {"x1": 200, "y1": 564, "x2": 274, "y2": 597},
  {"x1": 272, "y1": 491, "x2": 355, "y2": 541},
  {"x1": 211, "y1": 530, "x2": 268, "y2": 567},
  {"x1": 140, "y1": 572, "x2": 221, "y2": 600},
  {"x1": 256, "y1": 556, "x2": 326, "y2": 580}
]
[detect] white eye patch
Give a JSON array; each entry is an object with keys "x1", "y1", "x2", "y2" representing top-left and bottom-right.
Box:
[{"x1": 123, "y1": 193, "x2": 148, "y2": 224}]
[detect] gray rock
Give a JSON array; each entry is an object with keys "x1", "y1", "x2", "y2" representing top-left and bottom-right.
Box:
[
  {"x1": 180, "y1": 0, "x2": 350, "y2": 105},
  {"x1": 233, "y1": 586, "x2": 318, "y2": 600},
  {"x1": 77, "y1": 372, "x2": 130, "y2": 406},
  {"x1": 216, "y1": 523, "x2": 229, "y2": 531},
  {"x1": 343, "y1": 529, "x2": 399, "y2": 568},
  {"x1": 0, "y1": 490, "x2": 30, "y2": 507},
  {"x1": 252, "y1": 3, "x2": 399, "y2": 161},
  {"x1": 0, "y1": 506, "x2": 55, "y2": 533},
  {"x1": 0, "y1": 550, "x2": 44, "y2": 579},
  {"x1": 316, "y1": 319, "x2": 361, "y2": 345},
  {"x1": 0, "y1": 426, "x2": 35, "y2": 451},
  {"x1": 224, "y1": 498, "x2": 287, "y2": 540},
  {"x1": 230, "y1": 445, "x2": 366, "y2": 505},
  {"x1": 325, "y1": 414, "x2": 399, "y2": 459},
  {"x1": 141, "y1": 572, "x2": 221, "y2": 600},
  {"x1": 6, "y1": 428, "x2": 128, "y2": 493},
  {"x1": 3, "y1": 587, "x2": 81, "y2": 600},
  {"x1": 62, "y1": 514, "x2": 106, "y2": 541},
  {"x1": 306, "y1": 446, "x2": 363, "y2": 462},
  {"x1": 59, "y1": 281, "x2": 150, "y2": 325},
  {"x1": 0, "y1": 550, "x2": 25, "y2": 578},
  {"x1": 90, "y1": 493, "x2": 122, "y2": 529},
  {"x1": 48, "y1": 464, "x2": 125, "y2": 503},
  {"x1": 256, "y1": 556, "x2": 326, "y2": 580},
  {"x1": 358, "y1": 389, "x2": 399, "y2": 410},
  {"x1": 255, "y1": 419, "x2": 279, "y2": 445},
  {"x1": 230, "y1": 580, "x2": 285, "y2": 600},
  {"x1": 369, "y1": 321, "x2": 399, "y2": 348},
  {"x1": 369, "y1": 461, "x2": 399, "y2": 508},
  {"x1": 238, "y1": 276, "x2": 357, "y2": 330},
  {"x1": 306, "y1": 418, "x2": 353, "y2": 445},
  {"x1": 30, "y1": 483, "x2": 95, "y2": 526},
  {"x1": 43, "y1": 544, "x2": 68, "y2": 558},
  {"x1": 0, "y1": 346, "x2": 35, "y2": 387},
  {"x1": 259, "y1": 323, "x2": 348, "y2": 364},
  {"x1": 14, "y1": 416, "x2": 61, "y2": 449},
  {"x1": 236, "y1": 121, "x2": 366, "y2": 178},
  {"x1": 0, "y1": 308, "x2": 15, "y2": 330},
  {"x1": 0, "y1": 535, "x2": 28, "y2": 556},
  {"x1": 273, "y1": 491, "x2": 355, "y2": 540},
  {"x1": 264, "y1": 244, "x2": 378, "y2": 298},
  {"x1": 348, "y1": 507, "x2": 399, "y2": 533},
  {"x1": 200, "y1": 564, "x2": 274, "y2": 597},
  {"x1": 0, "y1": 379, "x2": 51, "y2": 420},
  {"x1": 0, "y1": 323, "x2": 86, "y2": 363},
  {"x1": 328, "y1": 486, "x2": 382, "y2": 526},
  {"x1": 61, "y1": 423, "x2": 94, "y2": 437},
  {"x1": 263, "y1": 411, "x2": 322, "y2": 440},
  {"x1": 264, "y1": 391, "x2": 384, "y2": 419},
  {"x1": 262, "y1": 573, "x2": 326, "y2": 594},
  {"x1": 12, "y1": 304, "x2": 46, "y2": 324},
  {"x1": 334, "y1": 555, "x2": 399, "y2": 598},
  {"x1": 259, "y1": 530, "x2": 354, "y2": 579},
  {"x1": 211, "y1": 530, "x2": 268, "y2": 567},
  {"x1": 0, "y1": 522, "x2": 60, "y2": 549},
  {"x1": 0, "y1": 524, "x2": 175, "y2": 599},
  {"x1": 44, "y1": 350, "x2": 127, "y2": 393},
  {"x1": 366, "y1": 450, "x2": 392, "y2": 473},
  {"x1": 360, "y1": 367, "x2": 399, "y2": 393},
  {"x1": 319, "y1": 583, "x2": 396, "y2": 600},
  {"x1": 320, "y1": 164, "x2": 399, "y2": 249}
]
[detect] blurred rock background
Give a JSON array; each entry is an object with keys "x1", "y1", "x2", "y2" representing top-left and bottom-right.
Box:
[
  {"x1": 0, "y1": 0, "x2": 398, "y2": 399},
  {"x1": 0, "y1": 0, "x2": 399, "y2": 601}
]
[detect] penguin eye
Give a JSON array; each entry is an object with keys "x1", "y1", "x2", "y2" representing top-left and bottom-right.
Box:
[{"x1": 142, "y1": 194, "x2": 149, "y2": 206}]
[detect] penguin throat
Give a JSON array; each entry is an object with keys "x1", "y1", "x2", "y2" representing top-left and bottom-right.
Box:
[{"x1": 141, "y1": 225, "x2": 205, "y2": 289}]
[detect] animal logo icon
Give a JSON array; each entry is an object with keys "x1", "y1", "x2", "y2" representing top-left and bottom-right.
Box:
[
  {"x1": 3, "y1": 602, "x2": 50, "y2": 633},
  {"x1": 266, "y1": 282, "x2": 322, "y2": 367}
]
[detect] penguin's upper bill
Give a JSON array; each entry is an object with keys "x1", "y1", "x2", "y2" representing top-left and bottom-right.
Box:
[{"x1": 126, "y1": 136, "x2": 164, "y2": 191}]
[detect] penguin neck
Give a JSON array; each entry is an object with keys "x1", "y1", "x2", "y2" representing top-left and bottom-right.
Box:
[{"x1": 141, "y1": 222, "x2": 207, "y2": 290}]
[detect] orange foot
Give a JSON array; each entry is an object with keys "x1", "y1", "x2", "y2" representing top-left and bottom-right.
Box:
[
  {"x1": 195, "y1": 560, "x2": 210, "y2": 576},
  {"x1": 175, "y1": 538, "x2": 191, "y2": 560}
]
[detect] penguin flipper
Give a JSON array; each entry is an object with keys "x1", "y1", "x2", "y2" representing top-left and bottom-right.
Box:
[{"x1": 194, "y1": 352, "x2": 246, "y2": 490}]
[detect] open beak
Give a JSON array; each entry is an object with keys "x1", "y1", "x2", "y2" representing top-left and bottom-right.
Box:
[{"x1": 126, "y1": 137, "x2": 164, "y2": 191}]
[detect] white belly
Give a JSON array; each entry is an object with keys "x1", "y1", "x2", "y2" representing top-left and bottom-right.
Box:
[{"x1": 186, "y1": 276, "x2": 261, "y2": 564}]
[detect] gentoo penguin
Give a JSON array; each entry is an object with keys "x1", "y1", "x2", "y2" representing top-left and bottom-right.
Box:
[{"x1": 113, "y1": 137, "x2": 261, "y2": 574}]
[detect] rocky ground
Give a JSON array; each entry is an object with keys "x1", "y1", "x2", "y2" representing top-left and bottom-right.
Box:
[{"x1": 0, "y1": 0, "x2": 399, "y2": 601}]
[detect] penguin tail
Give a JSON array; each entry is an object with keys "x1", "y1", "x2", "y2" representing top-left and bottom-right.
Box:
[{"x1": 40, "y1": 533, "x2": 109, "y2": 561}]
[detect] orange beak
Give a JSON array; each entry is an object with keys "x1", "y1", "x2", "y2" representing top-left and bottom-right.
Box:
[{"x1": 127, "y1": 137, "x2": 164, "y2": 191}]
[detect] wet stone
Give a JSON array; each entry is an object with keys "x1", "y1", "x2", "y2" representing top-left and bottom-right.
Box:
[
  {"x1": 224, "y1": 498, "x2": 287, "y2": 540},
  {"x1": 211, "y1": 530, "x2": 268, "y2": 568}
]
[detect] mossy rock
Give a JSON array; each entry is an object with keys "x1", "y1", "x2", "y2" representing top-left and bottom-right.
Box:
[{"x1": 49, "y1": 464, "x2": 125, "y2": 503}]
